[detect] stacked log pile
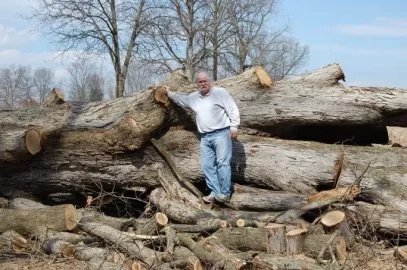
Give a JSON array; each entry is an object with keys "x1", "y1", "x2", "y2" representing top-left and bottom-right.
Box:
[{"x1": 0, "y1": 63, "x2": 407, "y2": 269}]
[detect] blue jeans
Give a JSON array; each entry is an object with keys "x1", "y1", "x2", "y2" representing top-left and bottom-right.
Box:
[{"x1": 200, "y1": 128, "x2": 232, "y2": 197}]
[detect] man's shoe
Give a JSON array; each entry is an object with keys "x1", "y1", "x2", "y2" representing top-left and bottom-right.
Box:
[
  {"x1": 215, "y1": 195, "x2": 230, "y2": 203},
  {"x1": 203, "y1": 194, "x2": 216, "y2": 203}
]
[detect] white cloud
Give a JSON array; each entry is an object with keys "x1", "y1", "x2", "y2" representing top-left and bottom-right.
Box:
[
  {"x1": 0, "y1": 25, "x2": 39, "y2": 46},
  {"x1": 330, "y1": 17, "x2": 407, "y2": 38}
]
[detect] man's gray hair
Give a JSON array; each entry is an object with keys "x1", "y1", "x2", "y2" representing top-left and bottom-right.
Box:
[{"x1": 194, "y1": 71, "x2": 211, "y2": 82}]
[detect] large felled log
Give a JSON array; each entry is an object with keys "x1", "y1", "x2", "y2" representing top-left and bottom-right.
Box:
[
  {"x1": 347, "y1": 201, "x2": 407, "y2": 240},
  {"x1": 0, "y1": 204, "x2": 78, "y2": 236},
  {"x1": 3, "y1": 128, "x2": 407, "y2": 214}
]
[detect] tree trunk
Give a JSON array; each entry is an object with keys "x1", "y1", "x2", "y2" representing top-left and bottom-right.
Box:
[{"x1": 211, "y1": 227, "x2": 270, "y2": 252}]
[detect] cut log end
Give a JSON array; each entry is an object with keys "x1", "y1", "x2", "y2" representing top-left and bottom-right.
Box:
[
  {"x1": 254, "y1": 67, "x2": 273, "y2": 88},
  {"x1": 64, "y1": 204, "x2": 78, "y2": 230},
  {"x1": 154, "y1": 86, "x2": 170, "y2": 106},
  {"x1": 321, "y1": 210, "x2": 345, "y2": 227},
  {"x1": 43, "y1": 88, "x2": 65, "y2": 107},
  {"x1": 156, "y1": 212, "x2": 169, "y2": 226},
  {"x1": 25, "y1": 129, "x2": 41, "y2": 155}
]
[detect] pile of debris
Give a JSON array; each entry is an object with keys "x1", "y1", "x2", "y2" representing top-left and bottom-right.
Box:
[{"x1": 0, "y1": 63, "x2": 406, "y2": 269}]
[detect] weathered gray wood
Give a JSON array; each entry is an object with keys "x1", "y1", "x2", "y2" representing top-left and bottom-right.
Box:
[
  {"x1": 2, "y1": 129, "x2": 406, "y2": 214},
  {"x1": 303, "y1": 234, "x2": 347, "y2": 261}
]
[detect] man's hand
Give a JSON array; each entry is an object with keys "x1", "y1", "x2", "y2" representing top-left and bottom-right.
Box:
[
  {"x1": 163, "y1": 85, "x2": 170, "y2": 95},
  {"x1": 231, "y1": 130, "x2": 238, "y2": 140}
]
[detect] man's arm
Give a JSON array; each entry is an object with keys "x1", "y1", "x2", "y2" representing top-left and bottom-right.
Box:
[
  {"x1": 220, "y1": 88, "x2": 240, "y2": 139},
  {"x1": 164, "y1": 86, "x2": 191, "y2": 109}
]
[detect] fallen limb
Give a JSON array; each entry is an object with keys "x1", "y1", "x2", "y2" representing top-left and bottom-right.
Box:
[{"x1": 79, "y1": 221, "x2": 159, "y2": 267}]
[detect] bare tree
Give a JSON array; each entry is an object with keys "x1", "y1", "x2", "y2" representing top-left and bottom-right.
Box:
[
  {"x1": 143, "y1": 0, "x2": 212, "y2": 82},
  {"x1": 125, "y1": 59, "x2": 165, "y2": 95},
  {"x1": 30, "y1": 0, "x2": 159, "y2": 98},
  {"x1": 68, "y1": 58, "x2": 94, "y2": 101},
  {"x1": 33, "y1": 68, "x2": 55, "y2": 104},
  {"x1": 88, "y1": 73, "x2": 105, "y2": 101},
  {"x1": 219, "y1": 0, "x2": 280, "y2": 75},
  {"x1": 0, "y1": 65, "x2": 32, "y2": 110},
  {"x1": 249, "y1": 34, "x2": 309, "y2": 80}
]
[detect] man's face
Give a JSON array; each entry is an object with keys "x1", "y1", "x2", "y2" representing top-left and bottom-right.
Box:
[{"x1": 196, "y1": 75, "x2": 211, "y2": 93}]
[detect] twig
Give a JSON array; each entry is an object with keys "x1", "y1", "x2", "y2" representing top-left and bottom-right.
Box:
[
  {"x1": 317, "y1": 230, "x2": 339, "y2": 264},
  {"x1": 341, "y1": 161, "x2": 372, "y2": 202},
  {"x1": 150, "y1": 138, "x2": 203, "y2": 198}
]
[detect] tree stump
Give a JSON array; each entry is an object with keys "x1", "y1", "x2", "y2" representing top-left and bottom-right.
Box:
[
  {"x1": 264, "y1": 223, "x2": 286, "y2": 253},
  {"x1": 286, "y1": 228, "x2": 308, "y2": 255},
  {"x1": 321, "y1": 210, "x2": 354, "y2": 248}
]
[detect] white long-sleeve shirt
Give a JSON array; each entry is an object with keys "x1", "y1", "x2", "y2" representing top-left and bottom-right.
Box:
[{"x1": 168, "y1": 86, "x2": 240, "y2": 133}]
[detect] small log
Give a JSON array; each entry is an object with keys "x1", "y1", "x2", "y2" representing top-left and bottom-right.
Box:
[
  {"x1": 42, "y1": 230, "x2": 97, "y2": 244},
  {"x1": 286, "y1": 228, "x2": 308, "y2": 255},
  {"x1": 87, "y1": 257, "x2": 137, "y2": 270},
  {"x1": 252, "y1": 252, "x2": 324, "y2": 270},
  {"x1": 73, "y1": 246, "x2": 125, "y2": 262},
  {"x1": 135, "y1": 212, "x2": 168, "y2": 236},
  {"x1": 264, "y1": 223, "x2": 286, "y2": 253},
  {"x1": 0, "y1": 204, "x2": 78, "y2": 235},
  {"x1": 395, "y1": 245, "x2": 407, "y2": 264},
  {"x1": 235, "y1": 219, "x2": 260, "y2": 228},
  {"x1": 212, "y1": 227, "x2": 270, "y2": 252},
  {"x1": 321, "y1": 210, "x2": 354, "y2": 248},
  {"x1": 9, "y1": 197, "x2": 49, "y2": 209},
  {"x1": 199, "y1": 236, "x2": 246, "y2": 269},
  {"x1": 163, "y1": 219, "x2": 223, "y2": 233},
  {"x1": 177, "y1": 234, "x2": 243, "y2": 270},
  {"x1": 42, "y1": 239, "x2": 76, "y2": 257},
  {"x1": 149, "y1": 188, "x2": 212, "y2": 224},
  {"x1": 164, "y1": 227, "x2": 177, "y2": 254},
  {"x1": 0, "y1": 230, "x2": 27, "y2": 252},
  {"x1": 79, "y1": 221, "x2": 159, "y2": 267},
  {"x1": 42, "y1": 88, "x2": 65, "y2": 107},
  {"x1": 304, "y1": 233, "x2": 347, "y2": 261},
  {"x1": 79, "y1": 208, "x2": 147, "y2": 231},
  {"x1": 151, "y1": 140, "x2": 203, "y2": 199},
  {"x1": 229, "y1": 184, "x2": 305, "y2": 211},
  {"x1": 173, "y1": 246, "x2": 203, "y2": 270},
  {"x1": 0, "y1": 128, "x2": 43, "y2": 166},
  {"x1": 154, "y1": 162, "x2": 202, "y2": 209}
]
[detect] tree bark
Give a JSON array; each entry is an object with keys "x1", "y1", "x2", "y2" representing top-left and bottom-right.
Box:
[{"x1": 211, "y1": 227, "x2": 270, "y2": 252}]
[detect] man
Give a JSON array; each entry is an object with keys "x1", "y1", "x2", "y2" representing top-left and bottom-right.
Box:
[{"x1": 163, "y1": 72, "x2": 240, "y2": 203}]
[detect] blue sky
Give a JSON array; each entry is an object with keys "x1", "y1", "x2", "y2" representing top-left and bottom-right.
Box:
[{"x1": 0, "y1": 0, "x2": 406, "y2": 88}]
